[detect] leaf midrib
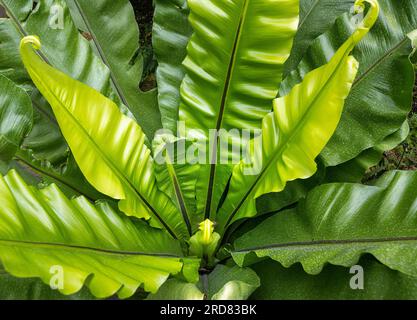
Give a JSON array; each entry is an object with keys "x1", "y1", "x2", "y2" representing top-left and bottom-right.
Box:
[
  {"x1": 13, "y1": 153, "x2": 96, "y2": 203},
  {"x1": 0, "y1": 0, "x2": 28, "y2": 37},
  {"x1": 352, "y1": 36, "x2": 409, "y2": 88},
  {"x1": 165, "y1": 155, "x2": 192, "y2": 236},
  {"x1": 234, "y1": 236, "x2": 417, "y2": 253},
  {"x1": 0, "y1": 239, "x2": 181, "y2": 258}
]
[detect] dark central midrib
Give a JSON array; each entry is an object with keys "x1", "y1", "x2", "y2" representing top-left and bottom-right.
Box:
[
  {"x1": 204, "y1": 0, "x2": 249, "y2": 219},
  {"x1": 234, "y1": 236, "x2": 417, "y2": 253},
  {"x1": 32, "y1": 99, "x2": 59, "y2": 126},
  {"x1": 0, "y1": 239, "x2": 180, "y2": 258}
]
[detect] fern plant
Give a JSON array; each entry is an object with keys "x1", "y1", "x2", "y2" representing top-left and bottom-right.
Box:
[{"x1": 0, "y1": 0, "x2": 417, "y2": 299}]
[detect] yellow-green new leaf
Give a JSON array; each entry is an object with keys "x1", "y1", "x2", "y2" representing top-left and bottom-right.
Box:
[
  {"x1": 216, "y1": 0, "x2": 379, "y2": 232},
  {"x1": 0, "y1": 170, "x2": 193, "y2": 299},
  {"x1": 0, "y1": 74, "x2": 33, "y2": 161},
  {"x1": 19, "y1": 36, "x2": 189, "y2": 239}
]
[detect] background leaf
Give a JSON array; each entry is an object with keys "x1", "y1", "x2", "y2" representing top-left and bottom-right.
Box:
[
  {"x1": 281, "y1": 0, "x2": 417, "y2": 166},
  {"x1": 199, "y1": 264, "x2": 260, "y2": 300},
  {"x1": 251, "y1": 256, "x2": 417, "y2": 300},
  {"x1": 0, "y1": 18, "x2": 30, "y2": 86},
  {"x1": 20, "y1": 36, "x2": 189, "y2": 239},
  {"x1": 324, "y1": 120, "x2": 410, "y2": 183},
  {"x1": 147, "y1": 264, "x2": 260, "y2": 300},
  {"x1": 282, "y1": 0, "x2": 355, "y2": 77},
  {"x1": 146, "y1": 278, "x2": 204, "y2": 300},
  {"x1": 65, "y1": 0, "x2": 161, "y2": 139}
]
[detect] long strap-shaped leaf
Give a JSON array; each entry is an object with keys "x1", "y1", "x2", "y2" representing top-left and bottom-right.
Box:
[
  {"x1": 153, "y1": 0, "x2": 193, "y2": 133},
  {"x1": 148, "y1": 264, "x2": 260, "y2": 300},
  {"x1": 232, "y1": 170, "x2": 417, "y2": 277},
  {"x1": 251, "y1": 257, "x2": 417, "y2": 300},
  {"x1": 0, "y1": 267, "x2": 95, "y2": 299},
  {"x1": 0, "y1": 170, "x2": 194, "y2": 298},
  {"x1": 1, "y1": 0, "x2": 119, "y2": 104},
  {"x1": 216, "y1": 0, "x2": 379, "y2": 233},
  {"x1": 19, "y1": 36, "x2": 189, "y2": 239},
  {"x1": 179, "y1": 0, "x2": 300, "y2": 219}
]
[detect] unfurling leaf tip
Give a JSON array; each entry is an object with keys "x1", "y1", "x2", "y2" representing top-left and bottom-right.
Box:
[{"x1": 20, "y1": 35, "x2": 42, "y2": 51}]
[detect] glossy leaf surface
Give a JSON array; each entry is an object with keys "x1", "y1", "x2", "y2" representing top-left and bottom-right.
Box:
[
  {"x1": 200, "y1": 264, "x2": 260, "y2": 300},
  {"x1": 0, "y1": 267, "x2": 94, "y2": 300},
  {"x1": 148, "y1": 264, "x2": 259, "y2": 300}
]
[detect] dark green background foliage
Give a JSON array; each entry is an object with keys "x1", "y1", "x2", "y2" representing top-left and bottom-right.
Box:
[{"x1": 115, "y1": 0, "x2": 417, "y2": 301}]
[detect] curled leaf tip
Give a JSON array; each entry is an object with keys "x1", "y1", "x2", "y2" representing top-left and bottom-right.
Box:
[
  {"x1": 354, "y1": 0, "x2": 379, "y2": 29},
  {"x1": 20, "y1": 35, "x2": 42, "y2": 50},
  {"x1": 199, "y1": 219, "x2": 214, "y2": 244}
]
